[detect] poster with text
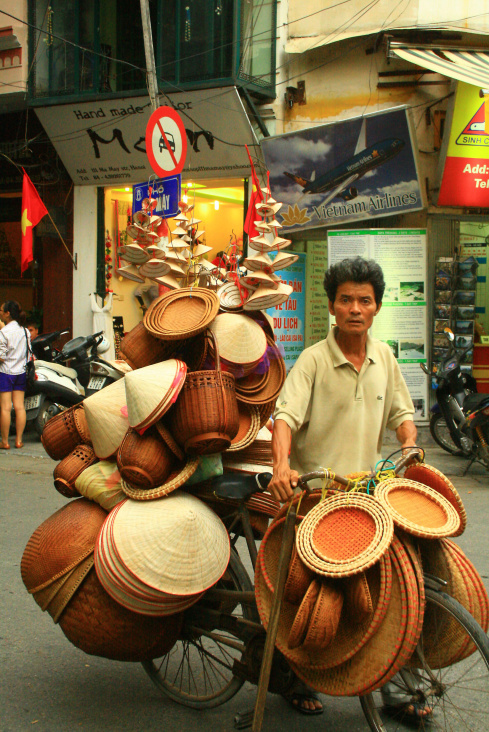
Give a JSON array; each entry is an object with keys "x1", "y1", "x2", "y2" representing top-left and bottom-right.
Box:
[
  {"x1": 328, "y1": 229, "x2": 428, "y2": 421},
  {"x1": 267, "y1": 253, "x2": 306, "y2": 371}
]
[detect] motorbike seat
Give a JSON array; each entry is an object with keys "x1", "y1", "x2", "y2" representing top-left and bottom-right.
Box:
[
  {"x1": 35, "y1": 360, "x2": 78, "y2": 380},
  {"x1": 464, "y1": 392, "x2": 489, "y2": 414},
  {"x1": 210, "y1": 472, "x2": 272, "y2": 502}
]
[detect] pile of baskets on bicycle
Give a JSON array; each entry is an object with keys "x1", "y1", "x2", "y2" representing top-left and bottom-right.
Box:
[{"x1": 20, "y1": 282, "x2": 489, "y2": 696}]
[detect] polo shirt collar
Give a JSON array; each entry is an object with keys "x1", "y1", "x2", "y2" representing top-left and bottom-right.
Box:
[{"x1": 327, "y1": 326, "x2": 377, "y2": 367}]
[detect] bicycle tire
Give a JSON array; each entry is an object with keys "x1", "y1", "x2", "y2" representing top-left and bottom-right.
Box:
[
  {"x1": 360, "y1": 587, "x2": 489, "y2": 731},
  {"x1": 429, "y1": 413, "x2": 467, "y2": 457},
  {"x1": 142, "y1": 549, "x2": 255, "y2": 710}
]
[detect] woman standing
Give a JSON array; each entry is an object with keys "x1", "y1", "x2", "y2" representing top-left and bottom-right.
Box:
[{"x1": 0, "y1": 301, "x2": 31, "y2": 449}]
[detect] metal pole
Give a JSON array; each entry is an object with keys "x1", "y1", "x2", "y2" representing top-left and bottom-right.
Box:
[{"x1": 139, "y1": 0, "x2": 160, "y2": 112}]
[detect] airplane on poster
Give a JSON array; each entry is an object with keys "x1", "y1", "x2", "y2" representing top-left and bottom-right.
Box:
[{"x1": 283, "y1": 119, "x2": 405, "y2": 207}]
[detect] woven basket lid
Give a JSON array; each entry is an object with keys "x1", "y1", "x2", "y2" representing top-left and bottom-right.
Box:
[
  {"x1": 138, "y1": 259, "x2": 171, "y2": 278},
  {"x1": 244, "y1": 283, "x2": 293, "y2": 310},
  {"x1": 404, "y1": 463, "x2": 466, "y2": 536},
  {"x1": 116, "y1": 264, "x2": 146, "y2": 283},
  {"x1": 110, "y1": 491, "x2": 230, "y2": 595},
  {"x1": 75, "y1": 460, "x2": 125, "y2": 512},
  {"x1": 144, "y1": 287, "x2": 219, "y2": 341},
  {"x1": 374, "y1": 478, "x2": 461, "y2": 538},
  {"x1": 120, "y1": 455, "x2": 198, "y2": 500},
  {"x1": 210, "y1": 313, "x2": 267, "y2": 365},
  {"x1": 125, "y1": 359, "x2": 187, "y2": 430},
  {"x1": 296, "y1": 493, "x2": 394, "y2": 577},
  {"x1": 84, "y1": 378, "x2": 129, "y2": 459},
  {"x1": 21, "y1": 498, "x2": 107, "y2": 593},
  {"x1": 59, "y1": 566, "x2": 184, "y2": 660},
  {"x1": 155, "y1": 420, "x2": 185, "y2": 460}
]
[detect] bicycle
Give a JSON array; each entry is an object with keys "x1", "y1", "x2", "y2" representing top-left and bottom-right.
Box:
[{"x1": 142, "y1": 456, "x2": 489, "y2": 731}]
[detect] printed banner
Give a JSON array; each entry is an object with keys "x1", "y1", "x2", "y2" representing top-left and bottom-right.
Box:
[
  {"x1": 267, "y1": 252, "x2": 306, "y2": 371},
  {"x1": 438, "y1": 82, "x2": 489, "y2": 207},
  {"x1": 328, "y1": 229, "x2": 429, "y2": 421},
  {"x1": 261, "y1": 107, "x2": 424, "y2": 232}
]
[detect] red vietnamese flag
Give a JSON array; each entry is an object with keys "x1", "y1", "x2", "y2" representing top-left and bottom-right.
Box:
[
  {"x1": 244, "y1": 144, "x2": 265, "y2": 240},
  {"x1": 21, "y1": 170, "x2": 48, "y2": 275}
]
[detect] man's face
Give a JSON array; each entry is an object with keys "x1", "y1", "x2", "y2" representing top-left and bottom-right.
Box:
[
  {"x1": 328, "y1": 281, "x2": 381, "y2": 337},
  {"x1": 28, "y1": 325, "x2": 39, "y2": 339}
]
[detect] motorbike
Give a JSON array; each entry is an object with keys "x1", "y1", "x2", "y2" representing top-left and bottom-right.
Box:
[
  {"x1": 421, "y1": 328, "x2": 489, "y2": 471},
  {"x1": 24, "y1": 330, "x2": 124, "y2": 436}
]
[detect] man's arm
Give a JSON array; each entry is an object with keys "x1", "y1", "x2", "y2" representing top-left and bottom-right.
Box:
[
  {"x1": 269, "y1": 418, "x2": 300, "y2": 503},
  {"x1": 396, "y1": 419, "x2": 417, "y2": 451}
]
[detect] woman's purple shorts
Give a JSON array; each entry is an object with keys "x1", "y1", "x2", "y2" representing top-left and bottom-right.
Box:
[{"x1": 0, "y1": 372, "x2": 27, "y2": 392}]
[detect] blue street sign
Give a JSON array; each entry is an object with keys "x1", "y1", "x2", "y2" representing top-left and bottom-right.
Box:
[{"x1": 132, "y1": 174, "x2": 181, "y2": 219}]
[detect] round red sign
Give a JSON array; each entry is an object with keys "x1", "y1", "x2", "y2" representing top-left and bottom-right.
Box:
[{"x1": 145, "y1": 106, "x2": 187, "y2": 177}]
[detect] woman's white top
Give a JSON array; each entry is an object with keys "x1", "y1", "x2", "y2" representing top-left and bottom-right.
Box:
[{"x1": 0, "y1": 321, "x2": 30, "y2": 374}]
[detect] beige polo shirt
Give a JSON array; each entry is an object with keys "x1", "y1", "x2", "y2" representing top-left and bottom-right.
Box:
[{"x1": 274, "y1": 327, "x2": 414, "y2": 478}]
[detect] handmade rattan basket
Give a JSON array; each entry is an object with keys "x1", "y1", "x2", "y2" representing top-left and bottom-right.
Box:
[
  {"x1": 116, "y1": 428, "x2": 175, "y2": 489},
  {"x1": 53, "y1": 444, "x2": 98, "y2": 498},
  {"x1": 170, "y1": 330, "x2": 239, "y2": 455},
  {"x1": 119, "y1": 321, "x2": 179, "y2": 369},
  {"x1": 41, "y1": 405, "x2": 89, "y2": 460},
  {"x1": 144, "y1": 287, "x2": 220, "y2": 341}
]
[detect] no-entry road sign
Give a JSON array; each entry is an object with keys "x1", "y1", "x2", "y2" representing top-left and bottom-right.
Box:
[{"x1": 146, "y1": 106, "x2": 187, "y2": 177}]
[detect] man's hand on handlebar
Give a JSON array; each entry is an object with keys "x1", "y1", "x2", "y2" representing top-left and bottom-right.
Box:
[{"x1": 268, "y1": 463, "x2": 300, "y2": 503}]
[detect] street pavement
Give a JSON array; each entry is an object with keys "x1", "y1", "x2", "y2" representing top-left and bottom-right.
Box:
[{"x1": 1, "y1": 427, "x2": 488, "y2": 732}]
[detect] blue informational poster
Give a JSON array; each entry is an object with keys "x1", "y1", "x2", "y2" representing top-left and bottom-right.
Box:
[
  {"x1": 132, "y1": 174, "x2": 181, "y2": 219},
  {"x1": 267, "y1": 252, "x2": 306, "y2": 371}
]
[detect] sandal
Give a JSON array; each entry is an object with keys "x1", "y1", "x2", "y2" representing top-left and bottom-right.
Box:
[
  {"x1": 15, "y1": 442, "x2": 24, "y2": 448},
  {"x1": 282, "y1": 681, "x2": 323, "y2": 716},
  {"x1": 384, "y1": 701, "x2": 433, "y2": 723},
  {"x1": 0, "y1": 443, "x2": 10, "y2": 450}
]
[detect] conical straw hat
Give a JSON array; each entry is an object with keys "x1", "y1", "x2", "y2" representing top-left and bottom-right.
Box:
[
  {"x1": 138, "y1": 259, "x2": 171, "y2": 278},
  {"x1": 240, "y1": 271, "x2": 280, "y2": 290},
  {"x1": 125, "y1": 359, "x2": 187, "y2": 430},
  {"x1": 269, "y1": 251, "x2": 299, "y2": 270},
  {"x1": 166, "y1": 249, "x2": 188, "y2": 262},
  {"x1": 210, "y1": 313, "x2": 267, "y2": 364},
  {"x1": 83, "y1": 378, "x2": 129, "y2": 458},
  {"x1": 173, "y1": 212, "x2": 188, "y2": 224},
  {"x1": 244, "y1": 252, "x2": 273, "y2": 271},
  {"x1": 270, "y1": 236, "x2": 292, "y2": 250},
  {"x1": 193, "y1": 229, "x2": 205, "y2": 240},
  {"x1": 172, "y1": 226, "x2": 188, "y2": 237},
  {"x1": 254, "y1": 221, "x2": 271, "y2": 232},
  {"x1": 111, "y1": 491, "x2": 230, "y2": 595},
  {"x1": 116, "y1": 264, "x2": 146, "y2": 283},
  {"x1": 169, "y1": 237, "x2": 189, "y2": 249},
  {"x1": 146, "y1": 245, "x2": 166, "y2": 259},
  {"x1": 244, "y1": 283, "x2": 293, "y2": 310},
  {"x1": 119, "y1": 243, "x2": 151, "y2": 263},
  {"x1": 192, "y1": 243, "x2": 212, "y2": 258},
  {"x1": 133, "y1": 210, "x2": 150, "y2": 226},
  {"x1": 167, "y1": 262, "x2": 187, "y2": 278},
  {"x1": 149, "y1": 273, "x2": 181, "y2": 290}
]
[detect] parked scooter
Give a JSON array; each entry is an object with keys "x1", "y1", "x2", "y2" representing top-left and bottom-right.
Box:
[{"x1": 421, "y1": 328, "x2": 489, "y2": 471}]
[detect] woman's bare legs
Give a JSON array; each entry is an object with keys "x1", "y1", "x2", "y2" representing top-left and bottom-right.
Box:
[
  {"x1": 0, "y1": 391, "x2": 12, "y2": 447},
  {"x1": 12, "y1": 390, "x2": 26, "y2": 447}
]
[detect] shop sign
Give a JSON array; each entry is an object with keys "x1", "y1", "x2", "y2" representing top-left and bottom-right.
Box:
[
  {"x1": 438, "y1": 82, "x2": 489, "y2": 207},
  {"x1": 133, "y1": 175, "x2": 181, "y2": 218},
  {"x1": 34, "y1": 88, "x2": 257, "y2": 186},
  {"x1": 261, "y1": 107, "x2": 424, "y2": 232},
  {"x1": 267, "y1": 252, "x2": 306, "y2": 371}
]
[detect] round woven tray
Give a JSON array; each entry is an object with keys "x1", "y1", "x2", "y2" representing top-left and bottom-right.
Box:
[
  {"x1": 445, "y1": 539, "x2": 489, "y2": 633},
  {"x1": 256, "y1": 517, "x2": 393, "y2": 669},
  {"x1": 144, "y1": 287, "x2": 220, "y2": 341},
  {"x1": 374, "y1": 478, "x2": 461, "y2": 538},
  {"x1": 296, "y1": 493, "x2": 394, "y2": 577},
  {"x1": 235, "y1": 335, "x2": 286, "y2": 406},
  {"x1": 404, "y1": 462, "x2": 466, "y2": 536}
]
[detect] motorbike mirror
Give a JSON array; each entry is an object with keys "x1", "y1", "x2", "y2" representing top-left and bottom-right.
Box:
[
  {"x1": 420, "y1": 363, "x2": 430, "y2": 375},
  {"x1": 443, "y1": 327, "x2": 454, "y2": 342}
]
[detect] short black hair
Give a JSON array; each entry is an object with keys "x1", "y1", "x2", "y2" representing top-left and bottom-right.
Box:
[
  {"x1": 26, "y1": 320, "x2": 40, "y2": 330},
  {"x1": 323, "y1": 256, "x2": 385, "y2": 305}
]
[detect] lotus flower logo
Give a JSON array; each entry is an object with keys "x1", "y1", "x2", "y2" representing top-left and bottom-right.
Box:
[{"x1": 281, "y1": 204, "x2": 312, "y2": 227}]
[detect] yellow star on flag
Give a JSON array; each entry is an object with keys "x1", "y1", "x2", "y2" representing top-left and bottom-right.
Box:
[{"x1": 21, "y1": 207, "x2": 32, "y2": 236}]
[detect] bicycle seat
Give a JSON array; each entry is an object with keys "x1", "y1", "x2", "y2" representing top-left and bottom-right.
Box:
[{"x1": 210, "y1": 472, "x2": 272, "y2": 502}]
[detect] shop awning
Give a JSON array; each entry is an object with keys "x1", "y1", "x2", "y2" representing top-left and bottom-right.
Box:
[{"x1": 388, "y1": 44, "x2": 489, "y2": 89}]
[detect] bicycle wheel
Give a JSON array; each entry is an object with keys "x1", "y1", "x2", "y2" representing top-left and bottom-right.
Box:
[
  {"x1": 360, "y1": 587, "x2": 489, "y2": 731},
  {"x1": 142, "y1": 549, "x2": 256, "y2": 709},
  {"x1": 430, "y1": 413, "x2": 466, "y2": 457}
]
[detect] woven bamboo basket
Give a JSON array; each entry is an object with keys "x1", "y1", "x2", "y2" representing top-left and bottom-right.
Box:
[
  {"x1": 53, "y1": 445, "x2": 98, "y2": 498},
  {"x1": 116, "y1": 428, "x2": 175, "y2": 489},
  {"x1": 170, "y1": 330, "x2": 239, "y2": 455},
  {"x1": 119, "y1": 321, "x2": 179, "y2": 369},
  {"x1": 41, "y1": 405, "x2": 88, "y2": 460}
]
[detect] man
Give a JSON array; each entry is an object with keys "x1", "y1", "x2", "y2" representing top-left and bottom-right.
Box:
[
  {"x1": 26, "y1": 320, "x2": 39, "y2": 341},
  {"x1": 269, "y1": 256, "x2": 417, "y2": 715}
]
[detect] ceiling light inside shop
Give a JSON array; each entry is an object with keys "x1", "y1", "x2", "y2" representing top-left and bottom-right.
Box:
[{"x1": 214, "y1": 200, "x2": 219, "y2": 210}]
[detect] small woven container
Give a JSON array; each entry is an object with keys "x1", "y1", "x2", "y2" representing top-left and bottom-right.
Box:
[
  {"x1": 170, "y1": 330, "x2": 239, "y2": 455},
  {"x1": 288, "y1": 579, "x2": 319, "y2": 649},
  {"x1": 41, "y1": 405, "x2": 88, "y2": 460},
  {"x1": 284, "y1": 534, "x2": 315, "y2": 605},
  {"x1": 296, "y1": 493, "x2": 394, "y2": 577},
  {"x1": 404, "y1": 463, "x2": 467, "y2": 536},
  {"x1": 53, "y1": 445, "x2": 98, "y2": 498},
  {"x1": 116, "y1": 428, "x2": 175, "y2": 489},
  {"x1": 119, "y1": 322, "x2": 179, "y2": 369},
  {"x1": 42, "y1": 553, "x2": 95, "y2": 623},
  {"x1": 72, "y1": 406, "x2": 91, "y2": 444},
  {"x1": 59, "y1": 568, "x2": 184, "y2": 661},
  {"x1": 374, "y1": 478, "x2": 461, "y2": 538},
  {"x1": 120, "y1": 456, "x2": 199, "y2": 501},
  {"x1": 144, "y1": 287, "x2": 220, "y2": 341},
  {"x1": 301, "y1": 580, "x2": 344, "y2": 652},
  {"x1": 21, "y1": 498, "x2": 107, "y2": 594}
]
